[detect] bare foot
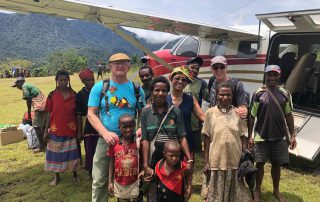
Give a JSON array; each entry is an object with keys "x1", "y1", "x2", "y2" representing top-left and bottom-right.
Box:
[
  {"x1": 49, "y1": 177, "x2": 59, "y2": 186},
  {"x1": 273, "y1": 191, "x2": 287, "y2": 202},
  {"x1": 253, "y1": 191, "x2": 261, "y2": 202}
]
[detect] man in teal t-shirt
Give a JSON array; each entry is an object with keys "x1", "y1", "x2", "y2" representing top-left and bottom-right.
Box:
[{"x1": 88, "y1": 53, "x2": 145, "y2": 202}]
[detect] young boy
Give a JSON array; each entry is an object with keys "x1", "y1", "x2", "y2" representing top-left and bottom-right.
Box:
[
  {"x1": 155, "y1": 140, "x2": 192, "y2": 202},
  {"x1": 108, "y1": 114, "x2": 142, "y2": 202}
]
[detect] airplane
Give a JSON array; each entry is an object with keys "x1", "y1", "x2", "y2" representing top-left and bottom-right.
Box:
[{"x1": 0, "y1": 0, "x2": 319, "y2": 161}]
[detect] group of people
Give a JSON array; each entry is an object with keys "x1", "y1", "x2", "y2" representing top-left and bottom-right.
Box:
[{"x1": 12, "y1": 52, "x2": 297, "y2": 202}]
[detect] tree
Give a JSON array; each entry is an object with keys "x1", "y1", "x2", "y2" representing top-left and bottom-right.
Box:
[{"x1": 47, "y1": 49, "x2": 87, "y2": 74}]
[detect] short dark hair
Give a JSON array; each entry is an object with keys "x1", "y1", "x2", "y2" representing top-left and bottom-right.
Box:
[
  {"x1": 55, "y1": 69, "x2": 71, "y2": 88},
  {"x1": 216, "y1": 82, "x2": 232, "y2": 95},
  {"x1": 149, "y1": 76, "x2": 170, "y2": 92},
  {"x1": 138, "y1": 65, "x2": 154, "y2": 77},
  {"x1": 119, "y1": 114, "x2": 135, "y2": 125},
  {"x1": 55, "y1": 69, "x2": 70, "y2": 81},
  {"x1": 164, "y1": 140, "x2": 181, "y2": 152}
]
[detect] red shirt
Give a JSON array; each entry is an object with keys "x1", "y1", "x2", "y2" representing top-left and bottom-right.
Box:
[
  {"x1": 155, "y1": 159, "x2": 187, "y2": 195},
  {"x1": 107, "y1": 138, "x2": 139, "y2": 186},
  {"x1": 45, "y1": 89, "x2": 77, "y2": 137}
]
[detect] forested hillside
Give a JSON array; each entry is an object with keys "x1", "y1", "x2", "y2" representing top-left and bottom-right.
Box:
[{"x1": 0, "y1": 13, "x2": 164, "y2": 67}]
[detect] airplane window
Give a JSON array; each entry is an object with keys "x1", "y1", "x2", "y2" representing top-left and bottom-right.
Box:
[
  {"x1": 310, "y1": 44, "x2": 320, "y2": 61},
  {"x1": 176, "y1": 36, "x2": 199, "y2": 57},
  {"x1": 237, "y1": 41, "x2": 258, "y2": 58},
  {"x1": 279, "y1": 44, "x2": 298, "y2": 58},
  {"x1": 209, "y1": 40, "x2": 227, "y2": 56}
]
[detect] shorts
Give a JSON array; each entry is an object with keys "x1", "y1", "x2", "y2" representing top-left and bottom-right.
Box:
[
  {"x1": 33, "y1": 111, "x2": 47, "y2": 128},
  {"x1": 254, "y1": 140, "x2": 289, "y2": 165},
  {"x1": 191, "y1": 129, "x2": 203, "y2": 153}
]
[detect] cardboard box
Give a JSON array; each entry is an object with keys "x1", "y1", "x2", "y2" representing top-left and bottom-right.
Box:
[{"x1": 0, "y1": 129, "x2": 24, "y2": 146}]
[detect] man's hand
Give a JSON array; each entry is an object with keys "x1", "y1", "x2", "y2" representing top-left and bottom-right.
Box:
[
  {"x1": 143, "y1": 166, "x2": 154, "y2": 182},
  {"x1": 235, "y1": 106, "x2": 248, "y2": 119},
  {"x1": 203, "y1": 163, "x2": 210, "y2": 178},
  {"x1": 102, "y1": 131, "x2": 118, "y2": 145},
  {"x1": 248, "y1": 138, "x2": 254, "y2": 151},
  {"x1": 289, "y1": 136, "x2": 297, "y2": 150},
  {"x1": 108, "y1": 182, "x2": 114, "y2": 197}
]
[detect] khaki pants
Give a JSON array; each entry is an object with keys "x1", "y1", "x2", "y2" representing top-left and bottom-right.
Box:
[{"x1": 92, "y1": 138, "x2": 110, "y2": 202}]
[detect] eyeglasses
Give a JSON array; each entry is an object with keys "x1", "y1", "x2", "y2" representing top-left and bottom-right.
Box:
[
  {"x1": 211, "y1": 64, "x2": 226, "y2": 70},
  {"x1": 111, "y1": 61, "x2": 130, "y2": 66},
  {"x1": 173, "y1": 77, "x2": 188, "y2": 83}
]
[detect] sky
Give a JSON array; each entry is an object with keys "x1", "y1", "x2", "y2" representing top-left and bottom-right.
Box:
[
  {"x1": 82, "y1": 0, "x2": 320, "y2": 42},
  {"x1": 2, "y1": 0, "x2": 320, "y2": 43},
  {"x1": 89, "y1": 0, "x2": 320, "y2": 26}
]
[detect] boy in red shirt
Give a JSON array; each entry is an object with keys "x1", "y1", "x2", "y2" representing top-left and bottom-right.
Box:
[
  {"x1": 155, "y1": 140, "x2": 192, "y2": 202},
  {"x1": 108, "y1": 114, "x2": 142, "y2": 202}
]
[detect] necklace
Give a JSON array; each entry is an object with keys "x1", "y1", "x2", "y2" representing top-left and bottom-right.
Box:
[{"x1": 218, "y1": 104, "x2": 231, "y2": 113}]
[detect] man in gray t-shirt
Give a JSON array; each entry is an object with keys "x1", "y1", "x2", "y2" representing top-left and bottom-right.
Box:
[{"x1": 209, "y1": 56, "x2": 248, "y2": 118}]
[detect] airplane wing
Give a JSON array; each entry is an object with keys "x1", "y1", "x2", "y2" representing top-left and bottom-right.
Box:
[
  {"x1": 0, "y1": 0, "x2": 258, "y2": 70},
  {"x1": 256, "y1": 9, "x2": 320, "y2": 33}
]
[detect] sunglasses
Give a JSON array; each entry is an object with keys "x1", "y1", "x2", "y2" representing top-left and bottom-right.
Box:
[
  {"x1": 173, "y1": 77, "x2": 188, "y2": 83},
  {"x1": 211, "y1": 64, "x2": 226, "y2": 70}
]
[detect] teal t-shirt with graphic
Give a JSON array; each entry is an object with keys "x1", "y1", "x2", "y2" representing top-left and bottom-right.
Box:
[{"x1": 88, "y1": 80, "x2": 145, "y2": 136}]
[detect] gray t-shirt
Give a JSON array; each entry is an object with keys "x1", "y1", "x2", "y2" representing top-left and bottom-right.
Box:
[{"x1": 209, "y1": 77, "x2": 247, "y2": 107}]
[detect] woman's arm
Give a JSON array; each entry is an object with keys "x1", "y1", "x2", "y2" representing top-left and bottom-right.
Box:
[
  {"x1": 203, "y1": 135, "x2": 210, "y2": 178},
  {"x1": 76, "y1": 114, "x2": 83, "y2": 140},
  {"x1": 179, "y1": 137, "x2": 191, "y2": 161},
  {"x1": 192, "y1": 96, "x2": 205, "y2": 122},
  {"x1": 141, "y1": 140, "x2": 154, "y2": 182},
  {"x1": 43, "y1": 112, "x2": 50, "y2": 143}
]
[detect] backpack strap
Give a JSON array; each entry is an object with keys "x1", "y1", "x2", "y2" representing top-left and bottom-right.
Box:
[
  {"x1": 132, "y1": 81, "x2": 141, "y2": 107},
  {"x1": 100, "y1": 79, "x2": 110, "y2": 113}
]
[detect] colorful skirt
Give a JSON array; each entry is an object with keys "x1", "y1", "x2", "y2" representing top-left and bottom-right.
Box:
[
  {"x1": 202, "y1": 169, "x2": 251, "y2": 202},
  {"x1": 45, "y1": 133, "x2": 81, "y2": 173}
]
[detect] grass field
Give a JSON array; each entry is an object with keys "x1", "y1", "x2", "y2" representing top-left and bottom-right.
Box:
[{"x1": 0, "y1": 73, "x2": 320, "y2": 201}]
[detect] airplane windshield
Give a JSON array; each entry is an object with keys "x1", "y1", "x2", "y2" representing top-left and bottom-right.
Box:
[
  {"x1": 160, "y1": 37, "x2": 183, "y2": 50},
  {"x1": 170, "y1": 36, "x2": 187, "y2": 54}
]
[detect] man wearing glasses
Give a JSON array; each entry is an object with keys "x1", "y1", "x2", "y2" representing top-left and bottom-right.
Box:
[
  {"x1": 209, "y1": 56, "x2": 248, "y2": 118},
  {"x1": 88, "y1": 53, "x2": 145, "y2": 202}
]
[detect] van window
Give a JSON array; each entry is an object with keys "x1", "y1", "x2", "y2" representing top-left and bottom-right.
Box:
[
  {"x1": 237, "y1": 41, "x2": 258, "y2": 58},
  {"x1": 278, "y1": 44, "x2": 298, "y2": 58},
  {"x1": 209, "y1": 40, "x2": 227, "y2": 56},
  {"x1": 176, "y1": 37, "x2": 199, "y2": 57}
]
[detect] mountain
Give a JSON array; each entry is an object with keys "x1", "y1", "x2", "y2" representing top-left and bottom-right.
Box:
[{"x1": 0, "y1": 13, "x2": 164, "y2": 63}]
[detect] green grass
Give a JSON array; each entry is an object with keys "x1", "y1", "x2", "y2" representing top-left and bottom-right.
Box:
[{"x1": 1, "y1": 74, "x2": 320, "y2": 201}]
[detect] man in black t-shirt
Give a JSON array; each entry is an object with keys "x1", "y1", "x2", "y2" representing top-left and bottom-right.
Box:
[{"x1": 76, "y1": 68, "x2": 98, "y2": 178}]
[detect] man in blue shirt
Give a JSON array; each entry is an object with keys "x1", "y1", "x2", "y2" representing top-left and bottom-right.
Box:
[{"x1": 88, "y1": 53, "x2": 145, "y2": 202}]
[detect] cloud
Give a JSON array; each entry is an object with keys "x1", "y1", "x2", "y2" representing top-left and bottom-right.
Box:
[{"x1": 123, "y1": 27, "x2": 179, "y2": 43}]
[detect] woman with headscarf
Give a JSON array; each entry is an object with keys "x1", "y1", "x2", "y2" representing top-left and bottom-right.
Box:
[
  {"x1": 76, "y1": 68, "x2": 98, "y2": 178},
  {"x1": 44, "y1": 70, "x2": 81, "y2": 186},
  {"x1": 202, "y1": 82, "x2": 250, "y2": 202},
  {"x1": 167, "y1": 66, "x2": 205, "y2": 155}
]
